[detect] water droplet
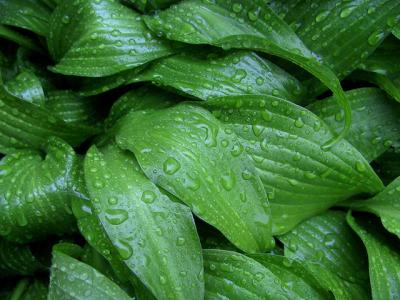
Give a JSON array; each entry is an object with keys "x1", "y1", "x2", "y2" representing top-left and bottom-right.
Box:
[
  {"x1": 114, "y1": 239, "x2": 133, "y2": 260},
  {"x1": 248, "y1": 10, "x2": 259, "y2": 21},
  {"x1": 340, "y1": 6, "x2": 356, "y2": 18},
  {"x1": 315, "y1": 10, "x2": 329, "y2": 22},
  {"x1": 62, "y1": 15, "x2": 70, "y2": 24},
  {"x1": 160, "y1": 275, "x2": 167, "y2": 285},
  {"x1": 141, "y1": 190, "x2": 156, "y2": 204},
  {"x1": 163, "y1": 157, "x2": 181, "y2": 175},
  {"x1": 261, "y1": 110, "x2": 272, "y2": 122},
  {"x1": 256, "y1": 77, "x2": 264, "y2": 85},
  {"x1": 108, "y1": 197, "x2": 118, "y2": 205},
  {"x1": 323, "y1": 233, "x2": 336, "y2": 247},
  {"x1": 271, "y1": 100, "x2": 279, "y2": 107},
  {"x1": 368, "y1": 30, "x2": 385, "y2": 46},
  {"x1": 231, "y1": 143, "x2": 244, "y2": 157},
  {"x1": 232, "y1": 3, "x2": 242, "y2": 13},
  {"x1": 16, "y1": 212, "x2": 28, "y2": 226},
  {"x1": 240, "y1": 193, "x2": 247, "y2": 203},
  {"x1": 176, "y1": 237, "x2": 186, "y2": 246},
  {"x1": 252, "y1": 125, "x2": 264, "y2": 137},
  {"x1": 105, "y1": 209, "x2": 128, "y2": 225},
  {"x1": 304, "y1": 171, "x2": 317, "y2": 179},
  {"x1": 294, "y1": 118, "x2": 304, "y2": 128},
  {"x1": 355, "y1": 161, "x2": 366, "y2": 172},
  {"x1": 241, "y1": 169, "x2": 252, "y2": 180},
  {"x1": 367, "y1": 7, "x2": 376, "y2": 14},
  {"x1": 232, "y1": 69, "x2": 247, "y2": 83},
  {"x1": 221, "y1": 171, "x2": 236, "y2": 191}
]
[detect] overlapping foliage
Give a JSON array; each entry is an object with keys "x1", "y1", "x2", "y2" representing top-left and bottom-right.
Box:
[{"x1": 0, "y1": 0, "x2": 400, "y2": 299}]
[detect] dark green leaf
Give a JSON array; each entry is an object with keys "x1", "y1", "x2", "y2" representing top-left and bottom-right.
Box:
[
  {"x1": 136, "y1": 50, "x2": 306, "y2": 103},
  {"x1": 0, "y1": 25, "x2": 41, "y2": 52},
  {"x1": 308, "y1": 88, "x2": 400, "y2": 162},
  {"x1": 0, "y1": 238, "x2": 45, "y2": 277},
  {"x1": 374, "y1": 148, "x2": 400, "y2": 185},
  {"x1": 0, "y1": 86, "x2": 99, "y2": 154},
  {"x1": 123, "y1": 0, "x2": 178, "y2": 12},
  {"x1": 347, "y1": 212, "x2": 400, "y2": 299},
  {"x1": 202, "y1": 95, "x2": 383, "y2": 234},
  {"x1": 204, "y1": 249, "x2": 329, "y2": 299},
  {"x1": 271, "y1": 0, "x2": 400, "y2": 86},
  {"x1": 48, "y1": 249, "x2": 131, "y2": 300},
  {"x1": 0, "y1": 137, "x2": 79, "y2": 243},
  {"x1": 48, "y1": 0, "x2": 177, "y2": 77},
  {"x1": 84, "y1": 144, "x2": 204, "y2": 299},
  {"x1": 0, "y1": 0, "x2": 52, "y2": 36},
  {"x1": 115, "y1": 104, "x2": 273, "y2": 253},
  {"x1": 279, "y1": 210, "x2": 370, "y2": 299},
  {"x1": 20, "y1": 279, "x2": 48, "y2": 300},
  {"x1": 144, "y1": 0, "x2": 352, "y2": 147}
]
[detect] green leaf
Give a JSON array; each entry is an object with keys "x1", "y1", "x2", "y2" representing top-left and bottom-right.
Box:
[
  {"x1": 84, "y1": 144, "x2": 204, "y2": 299},
  {"x1": 105, "y1": 85, "x2": 181, "y2": 129},
  {"x1": 0, "y1": 137, "x2": 79, "y2": 243},
  {"x1": 347, "y1": 212, "x2": 400, "y2": 299},
  {"x1": 136, "y1": 50, "x2": 306, "y2": 103},
  {"x1": 144, "y1": 0, "x2": 352, "y2": 147},
  {"x1": 204, "y1": 249, "x2": 329, "y2": 299},
  {"x1": 123, "y1": 0, "x2": 178, "y2": 12},
  {"x1": 343, "y1": 176, "x2": 400, "y2": 238},
  {"x1": 352, "y1": 36, "x2": 400, "y2": 102},
  {"x1": 0, "y1": 0, "x2": 52, "y2": 36},
  {"x1": 270, "y1": 0, "x2": 400, "y2": 94},
  {"x1": 201, "y1": 95, "x2": 383, "y2": 234},
  {"x1": 0, "y1": 25, "x2": 42, "y2": 52},
  {"x1": 45, "y1": 90, "x2": 101, "y2": 125},
  {"x1": 20, "y1": 279, "x2": 48, "y2": 300},
  {"x1": 279, "y1": 210, "x2": 370, "y2": 299},
  {"x1": 48, "y1": 249, "x2": 131, "y2": 300},
  {"x1": 374, "y1": 148, "x2": 400, "y2": 185},
  {"x1": 4, "y1": 70, "x2": 45, "y2": 106},
  {"x1": 0, "y1": 238, "x2": 45, "y2": 277},
  {"x1": 48, "y1": 0, "x2": 177, "y2": 77},
  {"x1": 308, "y1": 88, "x2": 400, "y2": 162},
  {"x1": 115, "y1": 104, "x2": 273, "y2": 253},
  {"x1": 0, "y1": 86, "x2": 99, "y2": 154}
]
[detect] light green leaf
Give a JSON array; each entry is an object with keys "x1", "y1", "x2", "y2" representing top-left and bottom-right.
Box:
[
  {"x1": 202, "y1": 95, "x2": 383, "y2": 234},
  {"x1": 343, "y1": 176, "x2": 400, "y2": 238},
  {"x1": 136, "y1": 50, "x2": 306, "y2": 103},
  {"x1": 347, "y1": 212, "x2": 400, "y2": 299},
  {"x1": 48, "y1": 249, "x2": 131, "y2": 300},
  {"x1": 308, "y1": 88, "x2": 400, "y2": 162},
  {"x1": 84, "y1": 144, "x2": 204, "y2": 299},
  {"x1": 144, "y1": 0, "x2": 352, "y2": 147},
  {"x1": 0, "y1": 238, "x2": 45, "y2": 277},
  {"x1": 4, "y1": 70, "x2": 45, "y2": 106},
  {"x1": 0, "y1": 0, "x2": 52, "y2": 36},
  {"x1": 279, "y1": 211, "x2": 370, "y2": 299},
  {"x1": 0, "y1": 86, "x2": 99, "y2": 154},
  {"x1": 105, "y1": 85, "x2": 181, "y2": 129},
  {"x1": 48, "y1": 0, "x2": 177, "y2": 77},
  {"x1": 115, "y1": 104, "x2": 273, "y2": 253},
  {"x1": 0, "y1": 137, "x2": 79, "y2": 243},
  {"x1": 204, "y1": 249, "x2": 329, "y2": 299}
]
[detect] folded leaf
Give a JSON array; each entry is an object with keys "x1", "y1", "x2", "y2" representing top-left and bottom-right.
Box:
[
  {"x1": 204, "y1": 249, "x2": 329, "y2": 299},
  {"x1": 84, "y1": 144, "x2": 204, "y2": 299},
  {"x1": 0, "y1": 0, "x2": 52, "y2": 36},
  {"x1": 115, "y1": 104, "x2": 273, "y2": 253},
  {"x1": 0, "y1": 137, "x2": 79, "y2": 243},
  {"x1": 308, "y1": 88, "x2": 400, "y2": 162},
  {"x1": 271, "y1": 0, "x2": 400, "y2": 85},
  {"x1": 48, "y1": 249, "x2": 131, "y2": 300},
  {"x1": 48, "y1": 0, "x2": 177, "y2": 77},
  {"x1": 0, "y1": 238, "x2": 45, "y2": 277},
  {"x1": 144, "y1": 0, "x2": 352, "y2": 147},
  {"x1": 20, "y1": 279, "x2": 48, "y2": 300},
  {"x1": 202, "y1": 95, "x2": 383, "y2": 234},
  {"x1": 106, "y1": 85, "x2": 180, "y2": 129},
  {"x1": 343, "y1": 176, "x2": 400, "y2": 238},
  {"x1": 347, "y1": 213, "x2": 400, "y2": 299},
  {"x1": 0, "y1": 87, "x2": 98, "y2": 154},
  {"x1": 279, "y1": 211, "x2": 370, "y2": 299},
  {"x1": 136, "y1": 50, "x2": 306, "y2": 103}
]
